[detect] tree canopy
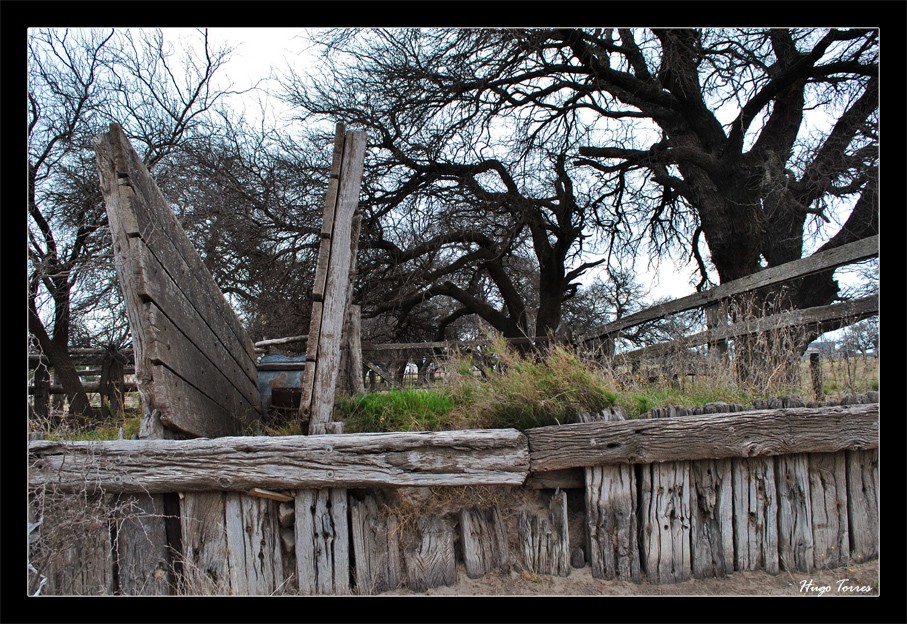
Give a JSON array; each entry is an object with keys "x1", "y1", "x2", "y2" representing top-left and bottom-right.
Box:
[{"x1": 283, "y1": 27, "x2": 878, "y2": 347}]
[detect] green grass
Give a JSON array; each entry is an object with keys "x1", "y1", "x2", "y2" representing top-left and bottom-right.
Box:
[{"x1": 337, "y1": 388, "x2": 460, "y2": 432}]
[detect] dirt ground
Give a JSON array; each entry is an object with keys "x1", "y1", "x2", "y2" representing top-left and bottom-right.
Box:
[{"x1": 381, "y1": 558, "x2": 879, "y2": 597}]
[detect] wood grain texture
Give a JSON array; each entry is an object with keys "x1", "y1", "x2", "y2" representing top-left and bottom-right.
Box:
[
  {"x1": 640, "y1": 461, "x2": 692, "y2": 584},
  {"x1": 225, "y1": 493, "x2": 285, "y2": 595},
  {"x1": 808, "y1": 451, "x2": 850, "y2": 569},
  {"x1": 846, "y1": 449, "x2": 878, "y2": 563},
  {"x1": 295, "y1": 489, "x2": 350, "y2": 594},
  {"x1": 459, "y1": 505, "x2": 510, "y2": 579},
  {"x1": 350, "y1": 493, "x2": 403, "y2": 594},
  {"x1": 308, "y1": 130, "x2": 368, "y2": 431},
  {"x1": 94, "y1": 124, "x2": 260, "y2": 438},
  {"x1": 527, "y1": 404, "x2": 878, "y2": 472},
  {"x1": 775, "y1": 453, "x2": 815, "y2": 572},
  {"x1": 113, "y1": 493, "x2": 172, "y2": 595},
  {"x1": 519, "y1": 490, "x2": 570, "y2": 577},
  {"x1": 689, "y1": 459, "x2": 734, "y2": 579},
  {"x1": 732, "y1": 457, "x2": 779, "y2": 574},
  {"x1": 584, "y1": 464, "x2": 640, "y2": 581},
  {"x1": 404, "y1": 513, "x2": 457, "y2": 592},
  {"x1": 37, "y1": 495, "x2": 114, "y2": 595},
  {"x1": 29, "y1": 429, "x2": 530, "y2": 493},
  {"x1": 180, "y1": 491, "x2": 230, "y2": 594}
]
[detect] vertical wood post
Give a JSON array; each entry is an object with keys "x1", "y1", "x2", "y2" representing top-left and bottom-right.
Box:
[
  {"x1": 299, "y1": 123, "x2": 367, "y2": 434},
  {"x1": 689, "y1": 458, "x2": 734, "y2": 579},
  {"x1": 704, "y1": 302, "x2": 728, "y2": 360},
  {"x1": 810, "y1": 352, "x2": 823, "y2": 401},
  {"x1": 582, "y1": 408, "x2": 640, "y2": 581},
  {"x1": 100, "y1": 344, "x2": 126, "y2": 417},
  {"x1": 846, "y1": 449, "x2": 878, "y2": 562}
]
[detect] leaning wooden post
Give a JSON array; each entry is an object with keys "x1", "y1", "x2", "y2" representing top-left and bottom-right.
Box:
[{"x1": 299, "y1": 123, "x2": 367, "y2": 433}]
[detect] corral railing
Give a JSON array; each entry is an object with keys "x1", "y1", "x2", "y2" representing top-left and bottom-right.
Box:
[
  {"x1": 251, "y1": 234, "x2": 878, "y2": 392},
  {"x1": 28, "y1": 403, "x2": 878, "y2": 595}
]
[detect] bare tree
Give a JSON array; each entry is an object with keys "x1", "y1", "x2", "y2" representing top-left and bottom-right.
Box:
[
  {"x1": 27, "y1": 28, "x2": 235, "y2": 418},
  {"x1": 284, "y1": 27, "x2": 877, "y2": 371}
]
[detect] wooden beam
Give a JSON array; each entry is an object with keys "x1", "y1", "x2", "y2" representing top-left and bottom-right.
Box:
[
  {"x1": 526, "y1": 404, "x2": 878, "y2": 473},
  {"x1": 613, "y1": 295, "x2": 878, "y2": 363},
  {"x1": 581, "y1": 235, "x2": 879, "y2": 343},
  {"x1": 254, "y1": 335, "x2": 308, "y2": 349},
  {"x1": 29, "y1": 429, "x2": 530, "y2": 494}
]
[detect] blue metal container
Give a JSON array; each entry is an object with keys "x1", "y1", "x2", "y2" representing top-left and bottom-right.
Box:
[{"x1": 257, "y1": 354, "x2": 307, "y2": 415}]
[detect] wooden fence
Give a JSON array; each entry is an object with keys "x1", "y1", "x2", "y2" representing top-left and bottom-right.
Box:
[
  {"x1": 28, "y1": 403, "x2": 878, "y2": 595},
  {"x1": 94, "y1": 123, "x2": 261, "y2": 439}
]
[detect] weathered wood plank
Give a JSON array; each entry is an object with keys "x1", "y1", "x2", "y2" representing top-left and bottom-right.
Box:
[
  {"x1": 295, "y1": 488, "x2": 350, "y2": 594},
  {"x1": 526, "y1": 404, "x2": 878, "y2": 472},
  {"x1": 846, "y1": 448, "x2": 878, "y2": 563},
  {"x1": 299, "y1": 299, "x2": 323, "y2": 425},
  {"x1": 519, "y1": 490, "x2": 570, "y2": 577},
  {"x1": 307, "y1": 130, "x2": 368, "y2": 432},
  {"x1": 95, "y1": 151, "x2": 153, "y2": 416},
  {"x1": 144, "y1": 301, "x2": 259, "y2": 416},
  {"x1": 581, "y1": 234, "x2": 879, "y2": 342},
  {"x1": 689, "y1": 459, "x2": 734, "y2": 579},
  {"x1": 151, "y1": 364, "x2": 251, "y2": 438},
  {"x1": 732, "y1": 457, "x2": 779, "y2": 574},
  {"x1": 225, "y1": 493, "x2": 285, "y2": 595},
  {"x1": 113, "y1": 493, "x2": 172, "y2": 595},
  {"x1": 404, "y1": 513, "x2": 457, "y2": 592},
  {"x1": 775, "y1": 453, "x2": 815, "y2": 572},
  {"x1": 94, "y1": 124, "x2": 258, "y2": 367},
  {"x1": 180, "y1": 491, "x2": 230, "y2": 594},
  {"x1": 94, "y1": 123, "x2": 260, "y2": 438},
  {"x1": 615, "y1": 296, "x2": 878, "y2": 364},
  {"x1": 130, "y1": 235, "x2": 259, "y2": 395},
  {"x1": 29, "y1": 429, "x2": 530, "y2": 493},
  {"x1": 33, "y1": 494, "x2": 115, "y2": 595},
  {"x1": 350, "y1": 493, "x2": 403, "y2": 594},
  {"x1": 584, "y1": 464, "x2": 639, "y2": 581},
  {"x1": 640, "y1": 461, "x2": 692, "y2": 584},
  {"x1": 460, "y1": 505, "x2": 510, "y2": 579},
  {"x1": 808, "y1": 451, "x2": 850, "y2": 569}
]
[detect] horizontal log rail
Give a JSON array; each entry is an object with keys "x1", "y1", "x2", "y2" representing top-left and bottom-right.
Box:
[
  {"x1": 526, "y1": 404, "x2": 878, "y2": 472},
  {"x1": 29, "y1": 405, "x2": 876, "y2": 494},
  {"x1": 29, "y1": 429, "x2": 530, "y2": 494},
  {"x1": 28, "y1": 381, "x2": 138, "y2": 395}
]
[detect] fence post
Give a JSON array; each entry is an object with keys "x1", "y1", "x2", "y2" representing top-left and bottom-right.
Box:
[
  {"x1": 705, "y1": 302, "x2": 728, "y2": 360},
  {"x1": 99, "y1": 344, "x2": 126, "y2": 417},
  {"x1": 31, "y1": 360, "x2": 51, "y2": 422},
  {"x1": 299, "y1": 123, "x2": 367, "y2": 433},
  {"x1": 809, "y1": 352, "x2": 823, "y2": 401}
]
